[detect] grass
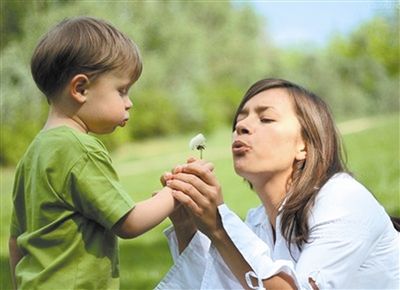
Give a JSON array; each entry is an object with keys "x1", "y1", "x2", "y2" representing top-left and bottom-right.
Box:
[
  {"x1": 0, "y1": 114, "x2": 398, "y2": 289},
  {"x1": 343, "y1": 115, "x2": 399, "y2": 215}
]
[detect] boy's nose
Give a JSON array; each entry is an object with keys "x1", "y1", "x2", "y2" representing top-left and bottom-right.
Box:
[{"x1": 125, "y1": 97, "x2": 133, "y2": 110}]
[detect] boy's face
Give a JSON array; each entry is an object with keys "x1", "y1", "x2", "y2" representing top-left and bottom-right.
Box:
[{"x1": 78, "y1": 71, "x2": 134, "y2": 134}]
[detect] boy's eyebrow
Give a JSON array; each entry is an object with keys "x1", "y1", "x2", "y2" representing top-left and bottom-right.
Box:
[{"x1": 119, "y1": 79, "x2": 134, "y2": 89}]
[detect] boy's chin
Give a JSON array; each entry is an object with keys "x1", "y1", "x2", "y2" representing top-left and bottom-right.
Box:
[{"x1": 90, "y1": 126, "x2": 117, "y2": 135}]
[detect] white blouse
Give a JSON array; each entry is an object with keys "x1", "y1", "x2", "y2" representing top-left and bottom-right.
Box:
[{"x1": 156, "y1": 173, "x2": 399, "y2": 289}]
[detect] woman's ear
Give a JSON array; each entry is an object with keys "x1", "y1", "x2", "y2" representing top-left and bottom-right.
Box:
[
  {"x1": 295, "y1": 142, "x2": 307, "y2": 161},
  {"x1": 69, "y1": 74, "x2": 90, "y2": 104}
]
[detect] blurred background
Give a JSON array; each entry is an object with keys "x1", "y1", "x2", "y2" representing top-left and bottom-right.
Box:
[
  {"x1": 1, "y1": 1, "x2": 399, "y2": 289},
  {"x1": 1, "y1": 0, "x2": 399, "y2": 163}
]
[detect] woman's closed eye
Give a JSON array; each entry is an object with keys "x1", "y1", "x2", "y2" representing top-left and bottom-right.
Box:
[{"x1": 260, "y1": 117, "x2": 274, "y2": 123}]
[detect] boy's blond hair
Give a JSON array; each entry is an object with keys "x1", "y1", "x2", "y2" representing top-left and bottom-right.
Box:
[{"x1": 31, "y1": 16, "x2": 142, "y2": 101}]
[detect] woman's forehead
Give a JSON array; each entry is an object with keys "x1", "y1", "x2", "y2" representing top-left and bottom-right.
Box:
[{"x1": 241, "y1": 88, "x2": 294, "y2": 112}]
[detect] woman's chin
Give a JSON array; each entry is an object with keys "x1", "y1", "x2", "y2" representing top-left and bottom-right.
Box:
[{"x1": 233, "y1": 162, "x2": 248, "y2": 177}]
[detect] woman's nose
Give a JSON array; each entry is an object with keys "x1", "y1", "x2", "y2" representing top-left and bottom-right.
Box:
[{"x1": 235, "y1": 119, "x2": 251, "y2": 135}]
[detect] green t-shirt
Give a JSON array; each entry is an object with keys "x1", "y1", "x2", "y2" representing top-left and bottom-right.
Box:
[{"x1": 10, "y1": 126, "x2": 134, "y2": 290}]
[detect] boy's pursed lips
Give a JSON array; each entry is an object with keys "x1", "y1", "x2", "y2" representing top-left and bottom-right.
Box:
[{"x1": 120, "y1": 117, "x2": 129, "y2": 127}]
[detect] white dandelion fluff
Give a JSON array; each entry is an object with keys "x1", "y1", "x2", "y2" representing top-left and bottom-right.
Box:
[{"x1": 189, "y1": 133, "x2": 206, "y2": 158}]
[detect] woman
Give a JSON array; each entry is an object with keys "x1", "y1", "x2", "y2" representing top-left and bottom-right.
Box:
[{"x1": 157, "y1": 79, "x2": 399, "y2": 289}]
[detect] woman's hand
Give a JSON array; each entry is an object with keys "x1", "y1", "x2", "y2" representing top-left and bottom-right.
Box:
[
  {"x1": 164, "y1": 160, "x2": 297, "y2": 290},
  {"x1": 160, "y1": 171, "x2": 193, "y2": 226},
  {"x1": 161, "y1": 157, "x2": 215, "y2": 226},
  {"x1": 166, "y1": 158, "x2": 224, "y2": 240},
  {"x1": 161, "y1": 158, "x2": 215, "y2": 252}
]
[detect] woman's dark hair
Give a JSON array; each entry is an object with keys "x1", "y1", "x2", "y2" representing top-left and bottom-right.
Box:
[{"x1": 233, "y1": 78, "x2": 348, "y2": 252}]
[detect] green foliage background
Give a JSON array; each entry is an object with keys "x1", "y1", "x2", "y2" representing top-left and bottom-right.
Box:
[
  {"x1": 1, "y1": 1, "x2": 399, "y2": 165},
  {"x1": 0, "y1": 1, "x2": 399, "y2": 289}
]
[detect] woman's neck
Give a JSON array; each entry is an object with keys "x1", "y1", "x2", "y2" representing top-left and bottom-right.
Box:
[{"x1": 252, "y1": 172, "x2": 291, "y2": 230}]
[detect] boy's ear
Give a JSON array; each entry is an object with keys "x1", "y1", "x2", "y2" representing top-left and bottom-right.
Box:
[{"x1": 70, "y1": 74, "x2": 90, "y2": 104}]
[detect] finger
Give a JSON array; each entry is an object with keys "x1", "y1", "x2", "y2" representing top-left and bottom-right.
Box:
[
  {"x1": 182, "y1": 162, "x2": 218, "y2": 186},
  {"x1": 172, "y1": 165, "x2": 185, "y2": 174},
  {"x1": 205, "y1": 162, "x2": 214, "y2": 172},
  {"x1": 171, "y1": 172, "x2": 212, "y2": 197},
  {"x1": 187, "y1": 157, "x2": 197, "y2": 163},
  {"x1": 172, "y1": 159, "x2": 214, "y2": 175},
  {"x1": 166, "y1": 178, "x2": 208, "y2": 207},
  {"x1": 186, "y1": 158, "x2": 214, "y2": 171},
  {"x1": 173, "y1": 172, "x2": 223, "y2": 205},
  {"x1": 171, "y1": 190, "x2": 202, "y2": 216},
  {"x1": 160, "y1": 172, "x2": 173, "y2": 186}
]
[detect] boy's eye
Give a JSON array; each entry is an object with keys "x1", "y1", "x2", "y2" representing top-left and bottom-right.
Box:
[{"x1": 119, "y1": 89, "x2": 128, "y2": 96}]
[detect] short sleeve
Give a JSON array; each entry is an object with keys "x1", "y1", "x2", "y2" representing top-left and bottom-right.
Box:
[
  {"x1": 10, "y1": 209, "x2": 21, "y2": 237},
  {"x1": 69, "y1": 150, "x2": 134, "y2": 229},
  {"x1": 10, "y1": 163, "x2": 24, "y2": 237}
]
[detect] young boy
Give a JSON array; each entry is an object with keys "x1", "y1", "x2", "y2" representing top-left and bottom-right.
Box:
[{"x1": 9, "y1": 16, "x2": 176, "y2": 290}]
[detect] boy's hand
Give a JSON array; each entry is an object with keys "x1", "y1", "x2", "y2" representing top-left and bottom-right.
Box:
[{"x1": 160, "y1": 172, "x2": 173, "y2": 187}]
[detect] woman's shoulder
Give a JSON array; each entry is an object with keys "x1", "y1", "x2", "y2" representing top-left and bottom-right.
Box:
[
  {"x1": 245, "y1": 204, "x2": 268, "y2": 227},
  {"x1": 316, "y1": 172, "x2": 374, "y2": 204},
  {"x1": 310, "y1": 172, "x2": 388, "y2": 226}
]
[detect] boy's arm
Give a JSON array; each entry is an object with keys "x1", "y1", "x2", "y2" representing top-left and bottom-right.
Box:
[
  {"x1": 112, "y1": 187, "x2": 176, "y2": 239},
  {"x1": 9, "y1": 236, "x2": 23, "y2": 290}
]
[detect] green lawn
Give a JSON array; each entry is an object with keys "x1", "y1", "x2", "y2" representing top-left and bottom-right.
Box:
[{"x1": 0, "y1": 114, "x2": 398, "y2": 289}]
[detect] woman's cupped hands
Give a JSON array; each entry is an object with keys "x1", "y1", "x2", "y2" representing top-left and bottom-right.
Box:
[{"x1": 161, "y1": 157, "x2": 224, "y2": 239}]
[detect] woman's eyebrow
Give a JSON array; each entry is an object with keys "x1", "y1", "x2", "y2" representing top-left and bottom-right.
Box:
[
  {"x1": 238, "y1": 105, "x2": 277, "y2": 118},
  {"x1": 255, "y1": 105, "x2": 275, "y2": 114},
  {"x1": 256, "y1": 105, "x2": 282, "y2": 118},
  {"x1": 237, "y1": 107, "x2": 248, "y2": 116}
]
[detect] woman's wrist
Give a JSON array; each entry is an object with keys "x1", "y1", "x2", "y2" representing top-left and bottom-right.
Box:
[
  {"x1": 173, "y1": 220, "x2": 195, "y2": 230},
  {"x1": 174, "y1": 223, "x2": 197, "y2": 254},
  {"x1": 208, "y1": 226, "x2": 228, "y2": 244}
]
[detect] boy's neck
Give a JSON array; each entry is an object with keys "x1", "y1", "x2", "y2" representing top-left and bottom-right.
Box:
[{"x1": 43, "y1": 104, "x2": 88, "y2": 134}]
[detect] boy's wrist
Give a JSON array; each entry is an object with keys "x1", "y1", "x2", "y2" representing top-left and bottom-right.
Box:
[{"x1": 153, "y1": 186, "x2": 174, "y2": 201}]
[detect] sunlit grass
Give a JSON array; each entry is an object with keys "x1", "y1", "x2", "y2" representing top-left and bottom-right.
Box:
[{"x1": 342, "y1": 114, "x2": 399, "y2": 215}]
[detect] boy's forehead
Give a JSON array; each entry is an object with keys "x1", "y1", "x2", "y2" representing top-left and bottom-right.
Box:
[
  {"x1": 105, "y1": 70, "x2": 133, "y2": 83},
  {"x1": 115, "y1": 65, "x2": 139, "y2": 83}
]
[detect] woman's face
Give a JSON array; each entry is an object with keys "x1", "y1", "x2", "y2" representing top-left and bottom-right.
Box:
[{"x1": 232, "y1": 88, "x2": 306, "y2": 184}]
